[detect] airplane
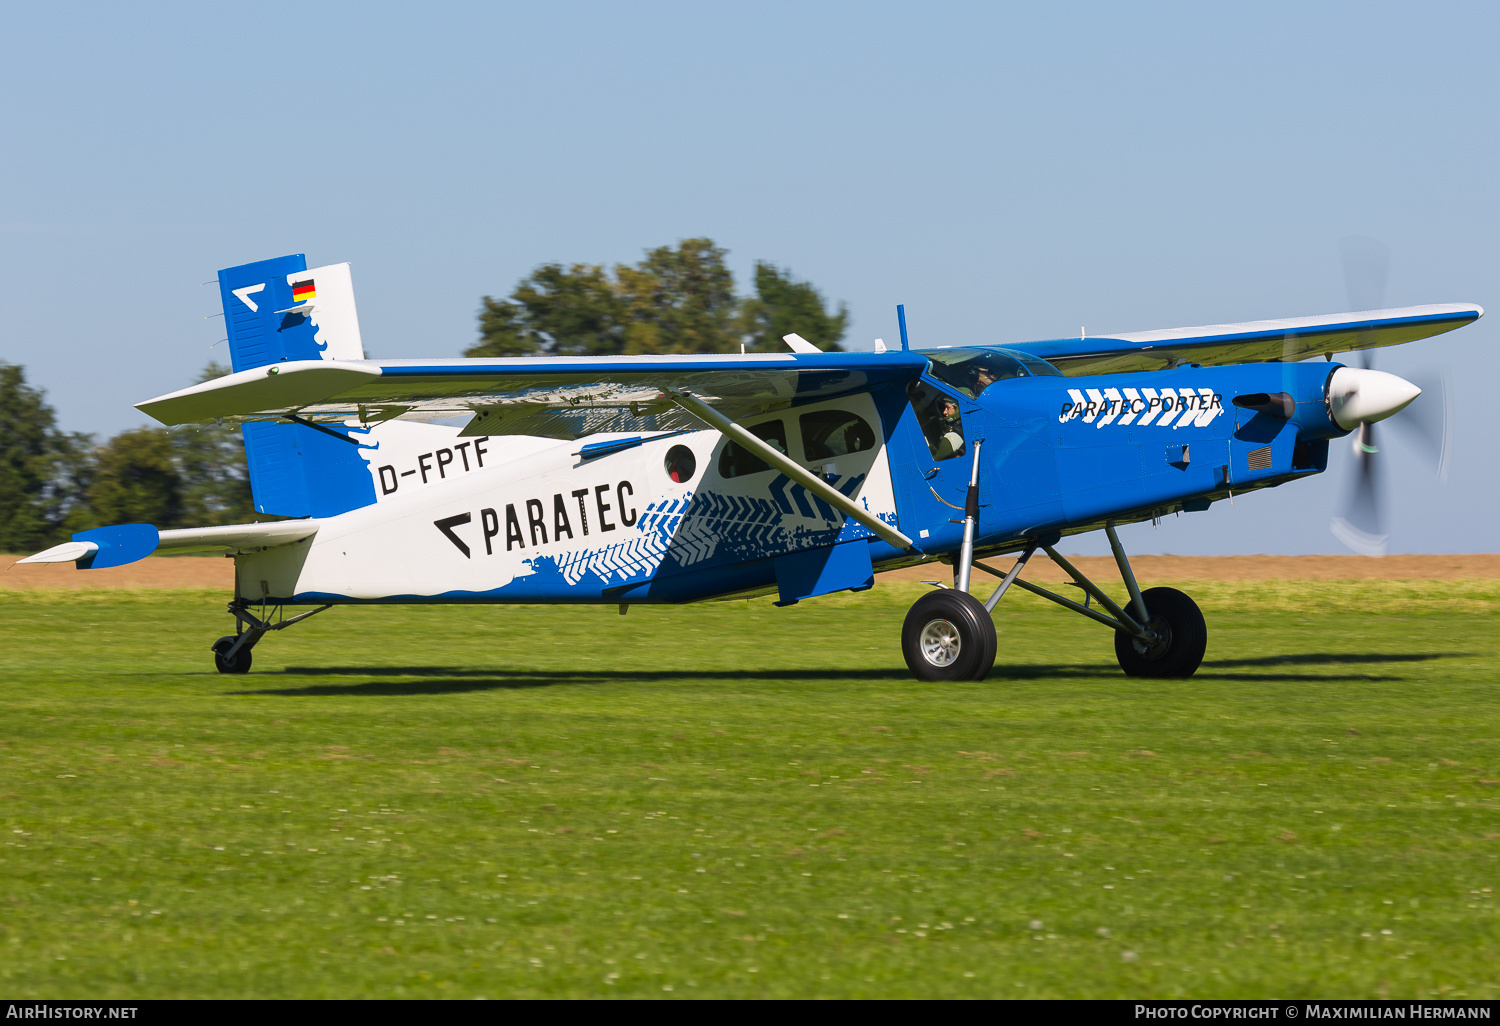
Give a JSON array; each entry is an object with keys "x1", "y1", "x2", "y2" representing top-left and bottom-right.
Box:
[{"x1": 18, "y1": 253, "x2": 1482, "y2": 682}]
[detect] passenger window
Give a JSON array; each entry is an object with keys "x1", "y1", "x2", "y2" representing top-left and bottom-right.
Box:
[
  {"x1": 718, "y1": 419, "x2": 789, "y2": 478},
  {"x1": 800, "y1": 409, "x2": 875, "y2": 462},
  {"x1": 907, "y1": 380, "x2": 966, "y2": 461}
]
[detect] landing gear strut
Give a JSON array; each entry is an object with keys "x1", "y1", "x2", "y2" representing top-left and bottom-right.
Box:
[
  {"x1": 903, "y1": 441, "x2": 999, "y2": 681},
  {"x1": 974, "y1": 522, "x2": 1205, "y2": 679},
  {"x1": 904, "y1": 512, "x2": 1206, "y2": 681},
  {"x1": 211, "y1": 599, "x2": 331, "y2": 674}
]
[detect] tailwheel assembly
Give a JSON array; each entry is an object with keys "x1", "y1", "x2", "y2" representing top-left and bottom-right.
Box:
[
  {"x1": 210, "y1": 598, "x2": 332, "y2": 674},
  {"x1": 212, "y1": 635, "x2": 253, "y2": 675}
]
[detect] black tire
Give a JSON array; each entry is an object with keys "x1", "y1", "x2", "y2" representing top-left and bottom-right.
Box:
[
  {"x1": 1114, "y1": 586, "x2": 1206, "y2": 678},
  {"x1": 902, "y1": 590, "x2": 997, "y2": 682},
  {"x1": 212, "y1": 635, "x2": 253, "y2": 675}
]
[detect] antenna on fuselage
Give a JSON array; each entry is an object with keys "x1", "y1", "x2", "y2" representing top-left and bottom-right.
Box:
[{"x1": 897, "y1": 304, "x2": 910, "y2": 351}]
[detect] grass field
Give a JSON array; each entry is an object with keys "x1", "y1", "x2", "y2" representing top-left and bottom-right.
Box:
[{"x1": 1, "y1": 578, "x2": 1498, "y2": 999}]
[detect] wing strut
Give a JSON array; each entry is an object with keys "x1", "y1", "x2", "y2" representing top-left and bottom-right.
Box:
[{"x1": 665, "y1": 390, "x2": 915, "y2": 552}]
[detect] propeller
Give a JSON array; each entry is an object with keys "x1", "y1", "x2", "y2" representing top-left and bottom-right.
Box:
[{"x1": 1328, "y1": 237, "x2": 1451, "y2": 555}]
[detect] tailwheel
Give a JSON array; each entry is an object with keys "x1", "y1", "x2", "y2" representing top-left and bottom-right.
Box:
[
  {"x1": 212, "y1": 635, "x2": 253, "y2": 675},
  {"x1": 1114, "y1": 587, "x2": 1206, "y2": 678},
  {"x1": 902, "y1": 590, "x2": 997, "y2": 682}
]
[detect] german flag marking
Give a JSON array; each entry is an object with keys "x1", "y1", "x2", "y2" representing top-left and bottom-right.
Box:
[{"x1": 291, "y1": 279, "x2": 316, "y2": 302}]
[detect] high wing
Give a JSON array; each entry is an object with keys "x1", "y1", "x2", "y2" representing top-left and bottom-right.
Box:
[
  {"x1": 1004, "y1": 303, "x2": 1482, "y2": 377},
  {"x1": 137, "y1": 351, "x2": 931, "y2": 439}
]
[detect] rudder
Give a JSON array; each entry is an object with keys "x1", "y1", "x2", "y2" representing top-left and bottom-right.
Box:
[{"x1": 218, "y1": 254, "x2": 377, "y2": 518}]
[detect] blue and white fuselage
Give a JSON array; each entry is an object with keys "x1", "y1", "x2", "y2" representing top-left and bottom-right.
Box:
[
  {"x1": 238, "y1": 355, "x2": 1358, "y2": 608},
  {"x1": 19, "y1": 252, "x2": 1479, "y2": 679}
]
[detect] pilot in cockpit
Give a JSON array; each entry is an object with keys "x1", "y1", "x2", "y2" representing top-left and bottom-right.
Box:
[{"x1": 934, "y1": 397, "x2": 965, "y2": 460}]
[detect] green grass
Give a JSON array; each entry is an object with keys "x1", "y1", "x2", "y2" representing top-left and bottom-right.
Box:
[{"x1": 1, "y1": 579, "x2": 1498, "y2": 998}]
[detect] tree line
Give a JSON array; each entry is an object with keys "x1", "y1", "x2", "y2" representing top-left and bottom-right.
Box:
[
  {"x1": 1, "y1": 239, "x2": 848, "y2": 551},
  {"x1": 468, "y1": 239, "x2": 847, "y2": 357},
  {"x1": 0, "y1": 362, "x2": 256, "y2": 552}
]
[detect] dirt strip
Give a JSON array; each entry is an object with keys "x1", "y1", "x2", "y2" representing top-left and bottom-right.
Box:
[
  {"x1": 1, "y1": 555, "x2": 235, "y2": 590},
  {"x1": 3, "y1": 552, "x2": 1499, "y2": 592}
]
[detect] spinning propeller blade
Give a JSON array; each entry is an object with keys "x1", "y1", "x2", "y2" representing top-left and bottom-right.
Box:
[
  {"x1": 1329, "y1": 238, "x2": 1451, "y2": 554},
  {"x1": 1392, "y1": 368, "x2": 1452, "y2": 483},
  {"x1": 1330, "y1": 422, "x2": 1386, "y2": 555}
]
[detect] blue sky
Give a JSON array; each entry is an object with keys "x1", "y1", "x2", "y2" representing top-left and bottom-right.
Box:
[{"x1": 1, "y1": 1, "x2": 1494, "y2": 554}]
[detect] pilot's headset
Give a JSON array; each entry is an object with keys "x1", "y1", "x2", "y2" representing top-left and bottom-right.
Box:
[{"x1": 969, "y1": 362, "x2": 1003, "y2": 395}]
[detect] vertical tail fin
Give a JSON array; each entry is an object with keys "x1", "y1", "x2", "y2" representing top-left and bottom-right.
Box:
[
  {"x1": 219, "y1": 254, "x2": 366, "y2": 370},
  {"x1": 218, "y1": 255, "x2": 376, "y2": 517}
]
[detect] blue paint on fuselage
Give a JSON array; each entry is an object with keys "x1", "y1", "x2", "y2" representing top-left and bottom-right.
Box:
[{"x1": 884, "y1": 359, "x2": 1341, "y2": 555}]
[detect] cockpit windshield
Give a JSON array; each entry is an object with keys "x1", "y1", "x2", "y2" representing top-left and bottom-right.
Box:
[{"x1": 921, "y1": 346, "x2": 1062, "y2": 397}]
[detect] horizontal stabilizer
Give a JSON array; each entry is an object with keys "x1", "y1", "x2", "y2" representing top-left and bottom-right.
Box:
[
  {"x1": 14, "y1": 520, "x2": 321, "y2": 570},
  {"x1": 157, "y1": 520, "x2": 322, "y2": 554}
]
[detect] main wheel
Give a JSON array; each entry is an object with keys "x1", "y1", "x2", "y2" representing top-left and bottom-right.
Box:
[
  {"x1": 212, "y1": 635, "x2": 253, "y2": 675},
  {"x1": 1113, "y1": 586, "x2": 1206, "y2": 678},
  {"x1": 902, "y1": 590, "x2": 997, "y2": 682}
]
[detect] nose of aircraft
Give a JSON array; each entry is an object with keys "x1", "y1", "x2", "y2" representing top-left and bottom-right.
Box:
[{"x1": 1326, "y1": 366, "x2": 1422, "y2": 430}]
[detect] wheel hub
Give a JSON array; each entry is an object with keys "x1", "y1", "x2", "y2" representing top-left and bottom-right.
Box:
[
  {"x1": 1131, "y1": 615, "x2": 1173, "y2": 659},
  {"x1": 919, "y1": 618, "x2": 962, "y2": 666}
]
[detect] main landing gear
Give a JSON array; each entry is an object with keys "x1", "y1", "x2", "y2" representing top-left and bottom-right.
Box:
[
  {"x1": 902, "y1": 524, "x2": 1207, "y2": 683},
  {"x1": 211, "y1": 598, "x2": 331, "y2": 674},
  {"x1": 900, "y1": 442, "x2": 1205, "y2": 681}
]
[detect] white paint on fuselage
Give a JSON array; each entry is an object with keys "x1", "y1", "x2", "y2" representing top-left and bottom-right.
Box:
[{"x1": 237, "y1": 394, "x2": 899, "y2": 603}]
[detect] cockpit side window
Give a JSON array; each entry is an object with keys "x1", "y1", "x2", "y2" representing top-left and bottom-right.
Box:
[
  {"x1": 1012, "y1": 351, "x2": 1063, "y2": 377},
  {"x1": 717, "y1": 419, "x2": 789, "y2": 478},
  {"x1": 907, "y1": 380, "x2": 966, "y2": 461},
  {"x1": 925, "y1": 351, "x2": 1027, "y2": 397},
  {"x1": 919, "y1": 347, "x2": 1063, "y2": 394},
  {"x1": 800, "y1": 409, "x2": 875, "y2": 462}
]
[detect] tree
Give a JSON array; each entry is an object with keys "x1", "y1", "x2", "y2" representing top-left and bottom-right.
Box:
[
  {"x1": 0, "y1": 363, "x2": 93, "y2": 550},
  {"x1": 617, "y1": 239, "x2": 739, "y2": 354},
  {"x1": 49, "y1": 430, "x2": 99, "y2": 536},
  {"x1": 88, "y1": 428, "x2": 182, "y2": 529},
  {"x1": 742, "y1": 261, "x2": 848, "y2": 352},
  {"x1": 0, "y1": 361, "x2": 255, "y2": 546},
  {"x1": 172, "y1": 362, "x2": 256, "y2": 527},
  {"x1": 87, "y1": 362, "x2": 256, "y2": 531},
  {"x1": 0, "y1": 363, "x2": 60, "y2": 549},
  {"x1": 477, "y1": 263, "x2": 627, "y2": 357},
  {"x1": 466, "y1": 239, "x2": 847, "y2": 357}
]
